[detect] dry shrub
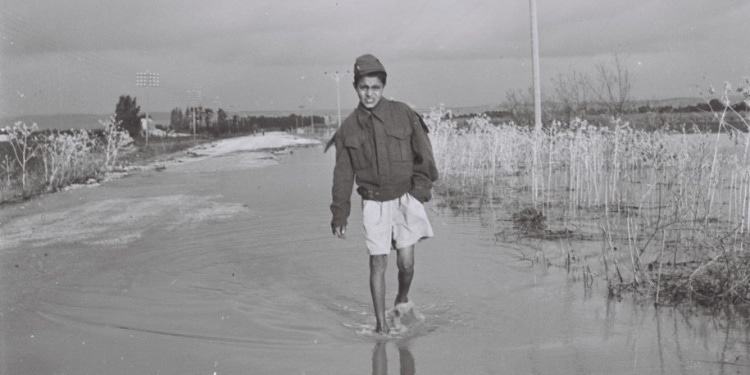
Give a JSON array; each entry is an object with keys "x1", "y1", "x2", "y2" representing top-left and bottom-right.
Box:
[
  {"x1": 40, "y1": 129, "x2": 103, "y2": 191},
  {"x1": 0, "y1": 119, "x2": 133, "y2": 201},
  {"x1": 649, "y1": 250, "x2": 750, "y2": 311},
  {"x1": 2, "y1": 122, "x2": 41, "y2": 194},
  {"x1": 100, "y1": 117, "x2": 133, "y2": 171}
]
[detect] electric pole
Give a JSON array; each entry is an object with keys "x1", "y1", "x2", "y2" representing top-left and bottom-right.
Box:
[
  {"x1": 304, "y1": 95, "x2": 316, "y2": 133},
  {"x1": 529, "y1": 0, "x2": 542, "y2": 132},
  {"x1": 529, "y1": 0, "x2": 542, "y2": 206},
  {"x1": 325, "y1": 70, "x2": 349, "y2": 129}
]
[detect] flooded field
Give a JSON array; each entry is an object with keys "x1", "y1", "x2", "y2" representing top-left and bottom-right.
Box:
[{"x1": 2, "y1": 144, "x2": 750, "y2": 374}]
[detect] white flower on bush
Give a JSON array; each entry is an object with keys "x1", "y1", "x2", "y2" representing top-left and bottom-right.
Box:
[
  {"x1": 100, "y1": 116, "x2": 133, "y2": 171},
  {"x1": 3, "y1": 122, "x2": 41, "y2": 192}
]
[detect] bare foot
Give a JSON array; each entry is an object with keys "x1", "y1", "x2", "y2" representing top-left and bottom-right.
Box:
[
  {"x1": 394, "y1": 296, "x2": 408, "y2": 306},
  {"x1": 375, "y1": 322, "x2": 390, "y2": 335}
]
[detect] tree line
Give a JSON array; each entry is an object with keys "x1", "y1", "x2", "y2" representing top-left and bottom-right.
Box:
[
  {"x1": 471, "y1": 99, "x2": 748, "y2": 120},
  {"x1": 168, "y1": 107, "x2": 325, "y2": 137},
  {"x1": 114, "y1": 95, "x2": 325, "y2": 139},
  {"x1": 454, "y1": 54, "x2": 748, "y2": 129}
]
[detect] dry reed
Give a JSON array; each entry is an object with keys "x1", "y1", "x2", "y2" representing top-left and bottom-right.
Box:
[{"x1": 425, "y1": 82, "x2": 750, "y2": 308}]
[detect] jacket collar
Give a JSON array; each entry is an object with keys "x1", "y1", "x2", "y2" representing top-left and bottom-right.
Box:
[{"x1": 356, "y1": 97, "x2": 390, "y2": 126}]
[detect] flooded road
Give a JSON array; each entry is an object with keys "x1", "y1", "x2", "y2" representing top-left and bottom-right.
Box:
[{"x1": 2, "y1": 143, "x2": 749, "y2": 374}]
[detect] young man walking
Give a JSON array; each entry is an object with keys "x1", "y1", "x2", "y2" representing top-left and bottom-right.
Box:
[{"x1": 329, "y1": 54, "x2": 438, "y2": 334}]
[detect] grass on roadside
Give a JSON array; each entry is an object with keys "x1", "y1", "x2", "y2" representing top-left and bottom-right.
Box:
[{"x1": 0, "y1": 118, "x2": 212, "y2": 204}]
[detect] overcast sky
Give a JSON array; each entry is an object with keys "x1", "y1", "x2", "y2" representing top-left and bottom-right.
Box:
[{"x1": 1, "y1": 0, "x2": 748, "y2": 117}]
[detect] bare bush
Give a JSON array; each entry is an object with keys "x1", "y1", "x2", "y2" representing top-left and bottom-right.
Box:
[
  {"x1": 100, "y1": 116, "x2": 133, "y2": 171},
  {"x1": 3, "y1": 122, "x2": 41, "y2": 194},
  {"x1": 550, "y1": 70, "x2": 591, "y2": 123},
  {"x1": 589, "y1": 53, "x2": 633, "y2": 116},
  {"x1": 39, "y1": 129, "x2": 102, "y2": 191}
]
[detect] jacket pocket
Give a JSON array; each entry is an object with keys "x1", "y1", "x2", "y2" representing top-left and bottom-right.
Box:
[
  {"x1": 345, "y1": 137, "x2": 371, "y2": 170},
  {"x1": 384, "y1": 125, "x2": 412, "y2": 162}
]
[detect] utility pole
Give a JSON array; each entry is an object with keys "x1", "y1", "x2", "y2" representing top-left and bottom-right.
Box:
[
  {"x1": 304, "y1": 95, "x2": 316, "y2": 133},
  {"x1": 214, "y1": 96, "x2": 221, "y2": 135},
  {"x1": 136, "y1": 71, "x2": 160, "y2": 146},
  {"x1": 325, "y1": 70, "x2": 349, "y2": 129},
  {"x1": 528, "y1": 0, "x2": 543, "y2": 206},
  {"x1": 187, "y1": 90, "x2": 201, "y2": 140},
  {"x1": 529, "y1": 0, "x2": 542, "y2": 132}
]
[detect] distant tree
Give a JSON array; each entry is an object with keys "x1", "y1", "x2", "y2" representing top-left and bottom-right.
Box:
[
  {"x1": 503, "y1": 87, "x2": 552, "y2": 127},
  {"x1": 183, "y1": 106, "x2": 194, "y2": 131},
  {"x1": 115, "y1": 95, "x2": 141, "y2": 138},
  {"x1": 232, "y1": 114, "x2": 240, "y2": 134},
  {"x1": 195, "y1": 106, "x2": 203, "y2": 133},
  {"x1": 203, "y1": 108, "x2": 214, "y2": 135},
  {"x1": 216, "y1": 108, "x2": 228, "y2": 135},
  {"x1": 708, "y1": 99, "x2": 726, "y2": 112},
  {"x1": 170, "y1": 107, "x2": 185, "y2": 131},
  {"x1": 483, "y1": 110, "x2": 512, "y2": 118},
  {"x1": 550, "y1": 70, "x2": 591, "y2": 122},
  {"x1": 589, "y1": 53, "x2": 633, "y2": 116},
  {"x1": 696, "y1": 103, "x2": 712, "y2": 112}
]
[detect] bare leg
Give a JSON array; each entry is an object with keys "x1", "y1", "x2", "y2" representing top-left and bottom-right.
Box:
[
  {"x1": 395, "y1": 245, "x2": 414, "y2": 306},
  {"x1": 370, "y1": 255, "x2": 389, "y2": 334}
]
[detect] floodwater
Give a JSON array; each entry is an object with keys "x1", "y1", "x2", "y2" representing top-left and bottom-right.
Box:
[{"x1": 2, "y1": 144, "x2": 750, "y2": 375}]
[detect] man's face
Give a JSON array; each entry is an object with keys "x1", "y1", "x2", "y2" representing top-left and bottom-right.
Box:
[{"x1": 355, "y1": 76, "x2": 384, "y2": 109}]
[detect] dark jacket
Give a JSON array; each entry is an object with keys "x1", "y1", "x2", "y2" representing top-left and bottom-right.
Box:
[{"x1": 330, "y1": 98, "x2": 438, "y2": 228}]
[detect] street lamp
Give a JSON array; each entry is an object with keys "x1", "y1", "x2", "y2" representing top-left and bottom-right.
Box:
[
  {"x1": 187, "y1": 90, "x2": 201, "y2": 140},
  {"x1": 325, "y1": 70, "x2": 349, "y2": 129},
  {"x1": 136, "y1": 71, "x2": 160, "y2": 145}
]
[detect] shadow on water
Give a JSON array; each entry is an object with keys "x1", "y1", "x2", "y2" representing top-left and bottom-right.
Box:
[
  {"x1": 372, "y1": 340, "x2": 416, "y2": 375},
  {"x1": 372, "y1": 341, "x2": 417, "y2": 375}
]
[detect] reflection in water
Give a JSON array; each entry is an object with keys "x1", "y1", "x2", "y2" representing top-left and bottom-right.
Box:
[{"x1": 372, "y1": 341, "x2": 416, "y2": 375}]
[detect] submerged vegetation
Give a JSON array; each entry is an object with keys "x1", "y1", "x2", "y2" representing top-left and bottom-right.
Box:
[{"x1": 426, "y1": 80, "x2": 750, "y2": 313}]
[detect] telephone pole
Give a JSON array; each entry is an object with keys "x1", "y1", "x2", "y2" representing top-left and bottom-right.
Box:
[
  {"x1": 304, "y1": 95, "x2": 316, "y2": 133},
  {"x1": 529, "y1": 0, "x2": 542, "y2": 132},
  {"x1": 529, "y1": 0, "x2": 542, "y2": 205},
  {"x1": 325, "y1": 70, "x2": 349, "y2": 128}
]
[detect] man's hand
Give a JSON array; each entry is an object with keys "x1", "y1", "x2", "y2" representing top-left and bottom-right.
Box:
[{"x1": 332, "y1": 225, "x2": 347, "y2": 239}]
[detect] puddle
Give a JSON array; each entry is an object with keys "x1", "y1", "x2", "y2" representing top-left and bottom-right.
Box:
[{"x1": 2, "y1": 145, "x2": 749, "y2": 374}]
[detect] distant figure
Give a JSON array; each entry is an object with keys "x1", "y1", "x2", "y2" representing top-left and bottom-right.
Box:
[
  {"x1": 328, "y1": 54, "x2": 438, "y2": 334},
  {"x1": 140, "y1": 117, "x2": 149, "y2": 137}
]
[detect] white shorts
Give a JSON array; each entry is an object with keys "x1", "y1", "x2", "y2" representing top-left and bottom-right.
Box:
[{"x1": 362, "y1": 192, "x2": 434, "y2": 256}]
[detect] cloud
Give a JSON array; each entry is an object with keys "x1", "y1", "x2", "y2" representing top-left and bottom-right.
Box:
[
  {"x1": 537, "y1": 0, "x2": 748, "y2": 58},
  {"x1": 1, "y1": 0, "x2": 747, "y2": 117}
]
